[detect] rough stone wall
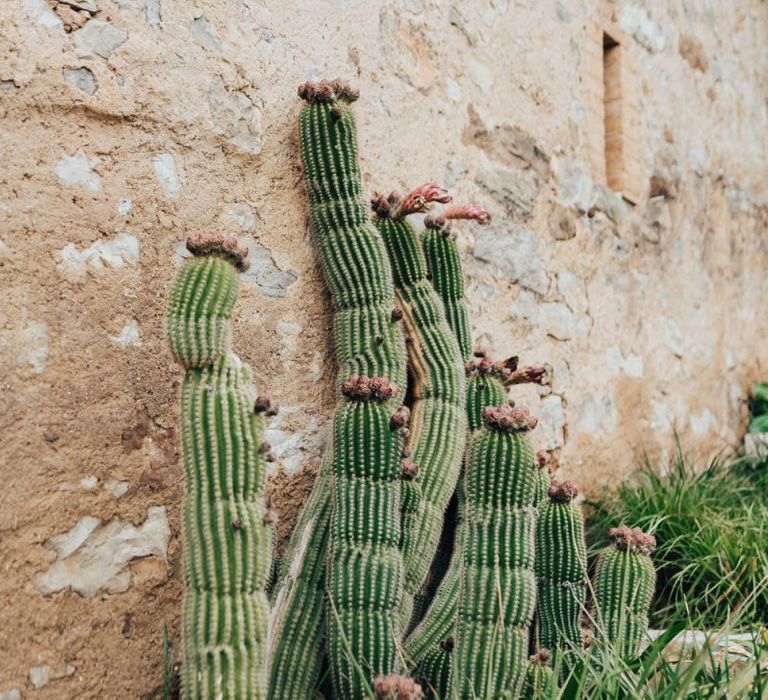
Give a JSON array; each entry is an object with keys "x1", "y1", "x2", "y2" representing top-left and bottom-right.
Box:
[{"x1": 1, "y1": 0, "x2": 766, "y2": 696}]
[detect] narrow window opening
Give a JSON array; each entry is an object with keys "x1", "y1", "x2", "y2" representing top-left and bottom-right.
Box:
[{"x1": 602, "y1": 32, "x2": 623, "y2": 193}]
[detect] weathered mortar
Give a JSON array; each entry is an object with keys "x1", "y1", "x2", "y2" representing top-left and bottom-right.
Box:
[{"x1": 0, "y1": 0, "x2": 766, "y2": 696}]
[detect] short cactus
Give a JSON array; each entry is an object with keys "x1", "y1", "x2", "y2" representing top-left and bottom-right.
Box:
[
  {"x1": 168, "y1": 235, "x2": 273, "y2": 700},
  {"x1": 592, "y1": 525, "x2": 657, "y2": 657},
  {"x1": 535, "y1": 479, "x2": 587, "y2": 668},
  {"x1": 533, "y1": 450, "x2": 556, "y2": 509},
  {"x1": 450, "y1": 404, "x2": 539, "y2": 699},
  {"x1": 268, "y1": 80, "x2": 407, "y2": 698},
  {"x1": 374, "y1": 184, "x2": 467, "y2": 632},
  {"x1": 522, "y1": 650, "x2": 556, "y2": 698}
]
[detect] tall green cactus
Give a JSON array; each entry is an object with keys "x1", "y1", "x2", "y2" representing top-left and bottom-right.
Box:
[
  {"x1": 167, "y1": 234, "x2": 273, "y2": 700},
  {"x1": 450, "y1": 403, "x2": 539, "y2": 699},
  {"x1": 269, "y1": 80, "x2": 407, "y2": 698},
  {"x1": 535, "y1": 479, "x2": 587, "y2": 667},
  {"x1": 373, "y1": 185, "x2": 467, "y2": 632},
  {"x1": 592, "y1": 526, "x2": 656, "y2": 657},
  {"x1": 327, "y1": 374, "x2": 405, "y2": 697}
]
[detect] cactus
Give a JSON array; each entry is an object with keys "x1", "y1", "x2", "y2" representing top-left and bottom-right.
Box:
[
  {"x1": 592, "y1": 525, "x2": 657, "y2": 657},
  {"x1": 168, "y1": 235, "x2": 273, "y2": 700},
  {"x1": 450, "y1": 404, "x2": 539, "y2": 699},
  {"x1": 327, "y1": 374, "x2": 405, "y2": 697},
  {"x1": 522, "y1": 650, "x2": 556, "y2": 698},
  {"x1": 269, "y1": 80, "x2": 408, "y2": 698},
  {"x1": 373, "y1": 185, "x2": 467, "y2": 632},
  {"x1": 417, "y1": 643, "x2": 452, "y2": 699},
  {"x1": 535, "y1": 479, "x2": 587, "y2": 669},
  {"x1": 422, "y1": 205, "x2": 490, "y2": 362}
]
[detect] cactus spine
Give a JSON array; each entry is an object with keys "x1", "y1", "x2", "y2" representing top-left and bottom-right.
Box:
[
  {"x1": 450, "y1": 404, "x2": 539, "y2": 699},
  {"x1": 167, "y1": 235, "x2": 273, "y2": 700},
  {"x1": 592, "y1": 526, "x2": 656, "y2": 657},
  {"x1": 373, "y1": 186, "x2": 467, "y2": 632},
  {"x1": 535, "y1": 479, "x2": 587, "y2": 668},
  {"x1": 269, "y1": 80, "x2": 408, "y2": 698}
]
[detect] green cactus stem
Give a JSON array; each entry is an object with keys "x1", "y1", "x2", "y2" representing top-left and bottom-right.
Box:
[
  {"x1": 450, "y1": 403, "x2": 539, "y2": 699},
  {"x1": 168, "y1": 235, "x2": 273, "y2": 700},
  {"x1": 535, "y1": 479, "x2": 587, "y2": 668},
  {"x1": 268, "y1": 80, "x2": 407, "y2": 698},
  {"x1": 374, "y1": 184, "x2": 467, "y2": 632},
  {"x1": 592, "y1": 525, "x2": 657, "y2": 657},
  {"x1": 421, "y1": 204, "x2": 490, "y2": 362},
  {"x1": 417, "y1": 641, "x2": 453, "y2": 699},
  {"x1": 522, "y1": 650, "x2": 556, "y2": 698},
  {"x1": 327, "y1": 374, "x2": 405, "y2": 698}
]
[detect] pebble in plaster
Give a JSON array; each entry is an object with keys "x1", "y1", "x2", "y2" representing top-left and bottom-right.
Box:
[
  {"x1": 73, "y1": 19, "x2": 128, "y2": 60},
  {"x1": 28, "y1": 666, "x2": 51, "y2": 689},
  {"x1": 540, "y1": 302, "x2": 576, "y2": 341},
  {"x1": 573, "y1": 392, "x2": 617, "y2": 435},
  {"x1": 556, "y1": 270, "x2": 588, "y2": 313},
  {"x1": 191, "y1": 14, "x2": 222, "y2": 51},
  {"x1": 111, "y1": 321, "x2": 141, "y2": 347},
  {"x1": 551, "y1": 359, "x2": 570, "y2": 393},
  {"x1": 62, "y1": 66, "x2": 97, "y2": 95},
  {"x1": 56, "y1": 232, "x2": 139, "y2": 278},
  {"x1": 619, "y1": 5, "x2": 666, "y2": 53},
  {"x1": 445, "y1": 77, "x2": 462, "y2": 103},
  {"x1": 25, "y1": 0, "x2": 62, "y2": 29},
  {"x1": 221, "y1": 202, "x2": 257, "y2": 232},
  {"x1": 36, "y1": 506, "x2": 170, "y2": 597},
  {"x1": 104, "y1": 479, "x2": 129, "y2": 499},
  {"x1": 54, "y1": 152, "x2": 101, "y2": 193},
  {"x1": 690, "y1": 409, "x2": 714, "y2": 436},
  {"x1": 508, "y1": 289, "x2": 539, "y2": 322},
  {"x1": 663, "y1": 317, "x2": 684, "y2": 358},
  {"x1": 538, "y1": 394, "x2": 565, "y2": 449},
  {"x1": 146, "y1": 0, "x2": 161, "y2": 27},
  {"x1": 153, "y1": 153, "x2": 181, "y2": 199},
  {"x1": 12, "y1": 319, "x2": 49, "y2": 374},
  {"x1": 208, "y1": 78, "x2": 263, "y2": 156},
  {"x1": 474, "y1": 225, "x2": 549, "y2": 295},
  {"x1": 605, "y1": 346, "x2": 644, "y2": 378},
  {"x1": 555, "y1": 158, "x2": 592, "y2": 212},
  {"x1": 650, "y1": 400, "x2": 673, "y2": 433},
  {"x1": 117, "y1": 198, "x2": 132, "y2": 215},
  {"x1": 476, "y1": 162, "x2": 539, "y2": 220},
  {"x1": 0, "y1": 689, "x2": 21, "y2": 700}
]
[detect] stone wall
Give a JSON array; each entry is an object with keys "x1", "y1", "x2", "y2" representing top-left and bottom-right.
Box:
[{"x1": 1, "y1": 0, "x2": 766, "y2": 696}]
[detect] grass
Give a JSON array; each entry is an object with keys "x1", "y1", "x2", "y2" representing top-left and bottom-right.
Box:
[{"x1": 587, "y1": 445, "x2": 768, "y2": 629}]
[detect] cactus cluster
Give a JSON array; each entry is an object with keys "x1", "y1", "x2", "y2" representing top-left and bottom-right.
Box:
[{"x1": 165, "y1": 80, "x2": 658, "y2": 700}]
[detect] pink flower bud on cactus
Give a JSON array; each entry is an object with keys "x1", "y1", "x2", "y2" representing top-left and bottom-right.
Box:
[
  {"x1": 482, "y1": 404, "x2": 538, "y2": 432},
  {"x1": 186, "y1": 233, "x2": 251, "y2": 272},
  {"x1": 372, "y1": 674, "x2": 425, "y2": 700},
  {"x1": 548, "y1": 479, "x2": 579, "y2": 503},
  {"x1": 608, "y1": 525, "x2": 657, "y2": 554}
]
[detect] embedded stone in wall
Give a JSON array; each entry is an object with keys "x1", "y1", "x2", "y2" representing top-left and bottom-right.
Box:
[
  {"x1": 540, "y1": 302, "x2": 576, "y2": 341},
  {"x1": 476, "y1": 162, "x2": 539, "y2": 220},
  {"x1": 191, "y1": 14, "x2": 222, "y2": 51},
  {"x1": 239, "y1": 243, "x2": 297, "y2": 297},
  {"x1": 208, "y1": 78, "x2": 263, "y2": 156},
  {"x1": 62, "y1": 66, "x2": 97, "y2": 95},
  {"x1": 153, "y1": 153, "x2": 181, "y2": 198},
  {"x1": 73, "y1": 19, "x2": 128, "y2": 59},
  {"x1": 54, "y1": 151, "x2": 101, "y2": 192},
  {"x1": 619, "y1": 4, "x2": 666, "y2": 53},
  {"x1": 111, "y1": 321, "x2": 141, "y2": 347},
  {"x1": 36, "y1": 507, "x2": 170, "y2": 597},
  {"x1": 56, "y1": 232, "x2": 139, "y2": 278},
  {"x1": 556, "y1": 269, "x2": 588, "y2": 314},
  {"x1": 538, "y1": 394, "x2": 565, "y2": 449},
  {"x1": 474, "y1": 225, "x2": 549, "y2": 294}
]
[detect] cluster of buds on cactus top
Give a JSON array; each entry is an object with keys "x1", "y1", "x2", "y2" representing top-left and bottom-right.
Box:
[{"x1": 164, "y1": 80, "x2": 659, "y2": 700}]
